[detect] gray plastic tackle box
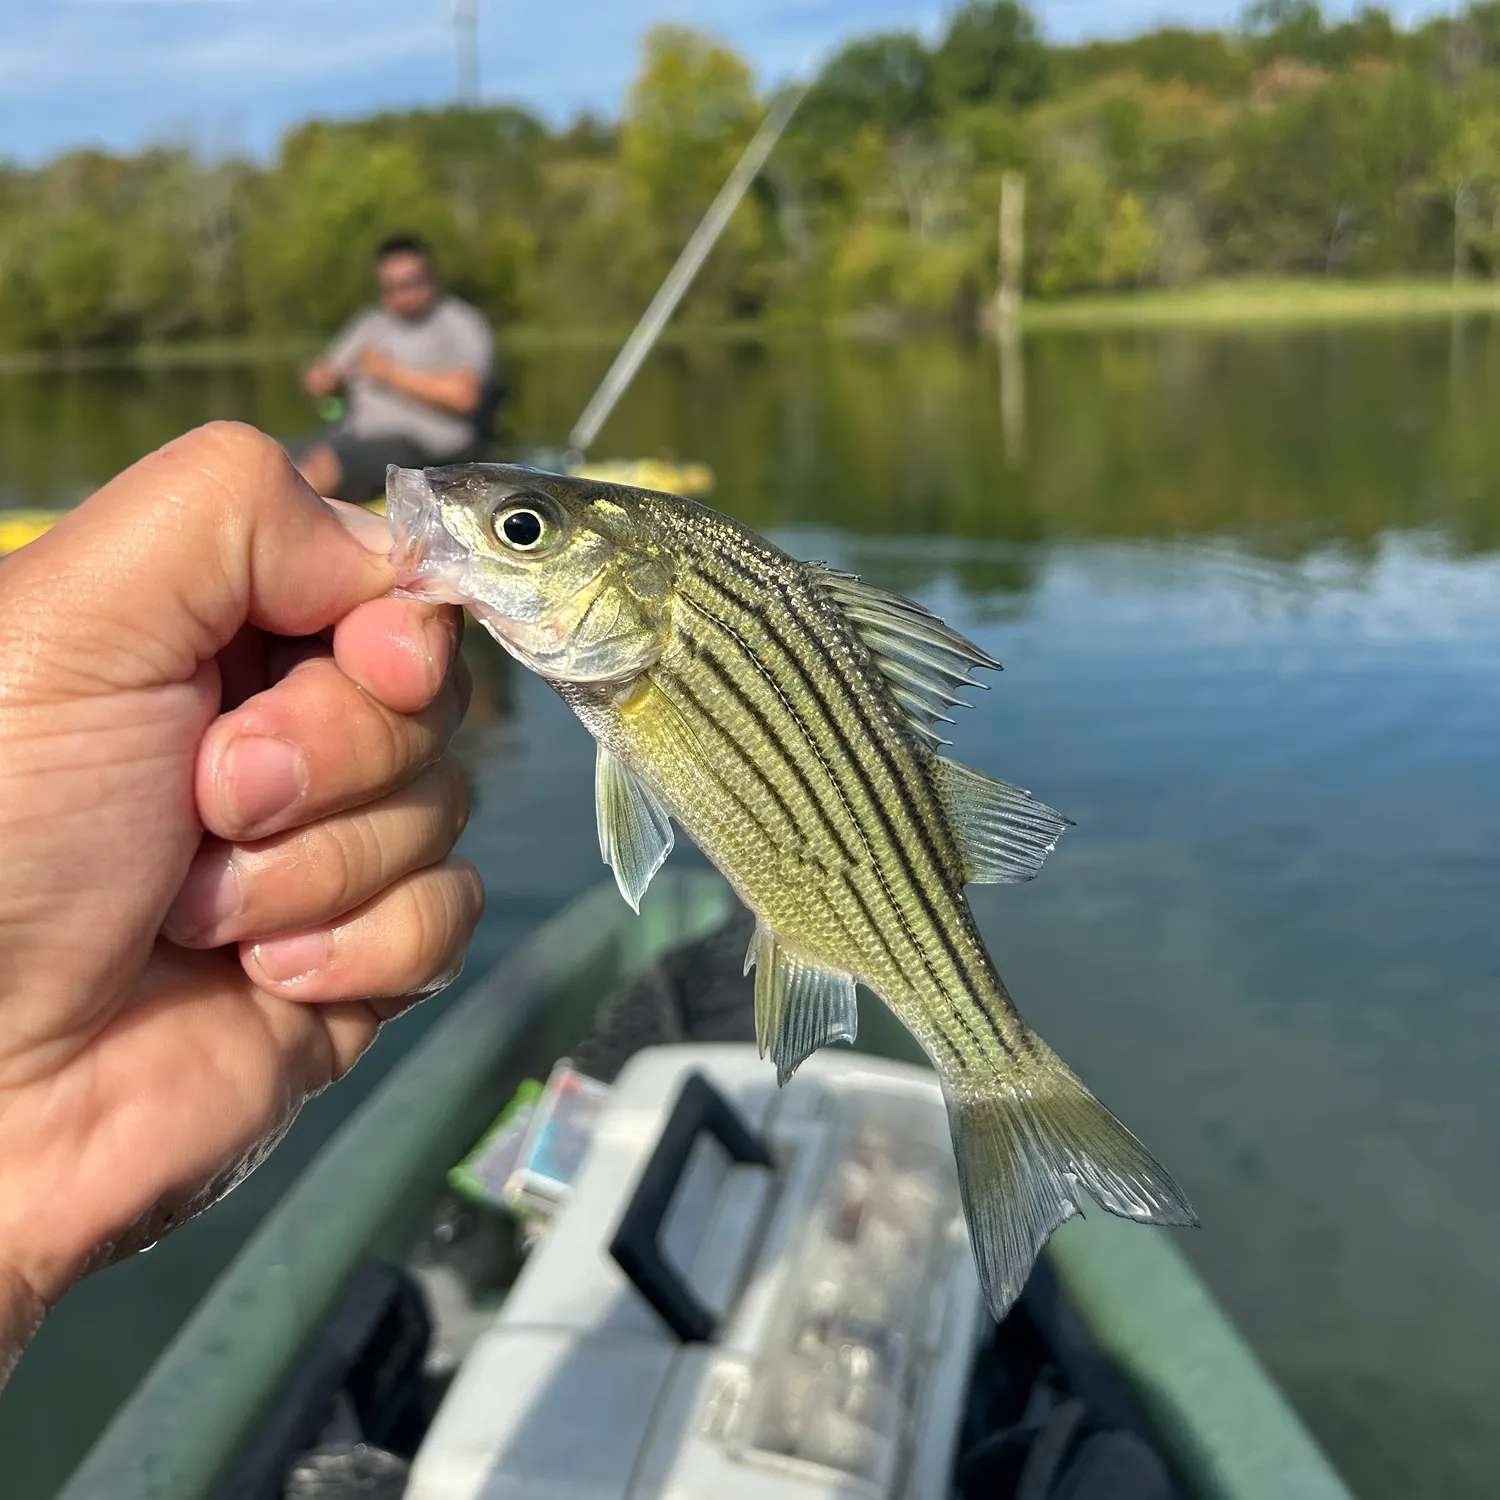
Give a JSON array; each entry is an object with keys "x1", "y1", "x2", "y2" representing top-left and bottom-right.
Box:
[{"x1": 405, "y1": 1044, "x2": 987, "y2": 1500}]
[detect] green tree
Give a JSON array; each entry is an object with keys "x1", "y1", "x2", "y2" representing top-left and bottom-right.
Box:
[
  {"x1": 1431, "y1": 100, "x2": 1500, "y2": 277},
  {"x1": 1054, "y1": 29, "x2": 1252, "y2": 96},
  {"x1": 934, "y1": 2, "x2": 1050, "y2": 109},
  {"x1": 1216, "y1": 66, "x2": 1448, "y2": 275},
  {"x1": 618, "y1": 26, "x2": 771, "y2": 319},
  {"x1": 620, "y1": 26, "x2": 759, "y2": 234},
  {"x1": 801, "y1": 33, "x2": 936, "y2": 141},
  {"x1": 6, "y1": 1, "x2": 1500, "y2": 349},
  {"x1": 242, "y1": 129, "x2": 450, "y2": 333},
  {"x1": 24, "y1": 209, "x2": 118, "y2": 348}
]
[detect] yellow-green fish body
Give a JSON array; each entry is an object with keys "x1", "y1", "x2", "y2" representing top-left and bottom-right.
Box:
[{"x1": 388, "y1": 463, "x2": 1195, "y2": 1319}]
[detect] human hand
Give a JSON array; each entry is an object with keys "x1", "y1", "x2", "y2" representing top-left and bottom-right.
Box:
[
  {"x1": 356, "y1": 347, "x2": 395, "y2": 384},
  {"x1": 0, "y1": 423, "x2": 482, "y2": 1378},
  {"x1": 300, "y1": 360, "x2": 341, "y2": 400}
]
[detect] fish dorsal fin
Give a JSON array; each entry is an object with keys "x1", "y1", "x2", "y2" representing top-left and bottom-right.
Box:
[
  {"x1": 595, "y1": 744, "x2": 675, "y2": 912},
  {"x1": 744, "y1": 927, "x2": 858, "y2": 1086},
  {"x1": 931, "y1": 755, "x2": 1073, "y2": 884},
  {"x1": 811, "y1": 567, "x2": 1002, "y2": 749}
]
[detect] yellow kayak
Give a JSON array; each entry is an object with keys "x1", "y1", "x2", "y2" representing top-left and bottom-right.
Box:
[
  {"x1": 0, "y1": 511, "x2": 66, "y2": 557},
  {"x1": 570, "y1": 457, "x2": 714, "y2": 496},
  {"x1": 0, "y1": 458, "x2": 715, "y2": 557}
]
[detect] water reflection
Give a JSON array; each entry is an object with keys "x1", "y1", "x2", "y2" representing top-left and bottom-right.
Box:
[
  {"x1": 7, "y1": 320, "x2": 1500, "y2": 564},
  {"x1": 2, "y1": 323, "x2": 1499, "y2": 1500}
]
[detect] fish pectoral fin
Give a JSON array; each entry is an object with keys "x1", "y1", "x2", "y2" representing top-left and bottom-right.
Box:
[
  {"x1": 595, "y1": 744, "x2": 674, "y2": 913},
  {"x1": 744, "y1": 927, "x2": 858, "y2": 1087},
  {"x1": 931, "y1": 755, "x2": 1073, "y2": 884},
  {"x1": 944, "y1": 1046, "x2": 1198, "y2": 1323},
  {"x1": 811, "y1": 566, "x2": 1001, "y2": 750}
]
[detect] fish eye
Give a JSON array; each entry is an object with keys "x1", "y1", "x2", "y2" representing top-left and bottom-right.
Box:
[{"x1": 490, "y1": 495, "x2": 560, "y2": 554}]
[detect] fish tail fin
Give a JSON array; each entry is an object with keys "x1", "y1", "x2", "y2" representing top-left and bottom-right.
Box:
[{"x1": 942, "y1": 1039, "x2": 1197, "y2": 1323}]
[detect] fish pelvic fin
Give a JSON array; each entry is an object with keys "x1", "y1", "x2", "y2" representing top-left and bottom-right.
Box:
[
  {"x1": 744, "y1": 927, "x2": 858, "y2": 1086},
  {"x1": 595, "y1": 743, "x2": 674, "y2": 913},
  {"x1": 942, "y1": 1045, "x2": 1197, "y2": 1323}
]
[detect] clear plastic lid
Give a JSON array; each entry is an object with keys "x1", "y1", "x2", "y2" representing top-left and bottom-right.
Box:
[{"x1": 740, "y1": 1085, "x2": 963, "y2": 1487}]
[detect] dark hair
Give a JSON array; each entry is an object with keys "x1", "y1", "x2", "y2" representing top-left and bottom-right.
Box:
[{"x1": 375, "y1": 234, "x2": 432, "y2": 262}]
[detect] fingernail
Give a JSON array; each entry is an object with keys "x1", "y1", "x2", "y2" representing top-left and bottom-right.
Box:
[
  {"x1": 222, "y1": 736, "x2": 307, "y2": 833},
  {"x1": 163, "y1": 848, "x2": 242, "y2": 944},
  {"x1": 423, "y1": 610, "x2": 458, "y2": 684},
  {"x1": 252, "y1": 930, "x2": 329, "y2": 983},
  {"x1": 327, "y1": 499, "x2": 395, "y2": 555}
]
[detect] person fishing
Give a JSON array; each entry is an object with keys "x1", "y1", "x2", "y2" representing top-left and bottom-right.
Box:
[{"x1": 296, "y1": 236, "x2": 496, "y2": 503}]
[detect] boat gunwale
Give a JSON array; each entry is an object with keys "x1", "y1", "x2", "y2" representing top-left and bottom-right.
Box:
[
  {"x1": 56, "y1": 871, "x2": 735, "y2": 1500},
  {"x1": 55, "y1": 868, "x2": 1354, "y2": 1500}
]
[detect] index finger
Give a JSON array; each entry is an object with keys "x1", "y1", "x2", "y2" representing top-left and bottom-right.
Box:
[
  {"x1": 0, "y1": 422, "x2": 395, "y2": 702},
  {"x1": 321, "y1": 498, "x2": 461, "y2": 715}
]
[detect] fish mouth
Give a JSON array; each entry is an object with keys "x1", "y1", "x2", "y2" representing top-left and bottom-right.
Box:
[{"x1": 385, "y1": 466, "x2": 470, "y2": 603}]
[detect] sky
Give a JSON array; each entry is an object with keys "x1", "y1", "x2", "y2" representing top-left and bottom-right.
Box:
[{"x1": 0, "y1": 0, "x2": 1459, "y2": 166}]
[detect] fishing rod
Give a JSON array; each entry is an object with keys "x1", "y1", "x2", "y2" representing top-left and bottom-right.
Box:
[{"x1": 564, "y1": 79, "x2": 808, "y2": 462}]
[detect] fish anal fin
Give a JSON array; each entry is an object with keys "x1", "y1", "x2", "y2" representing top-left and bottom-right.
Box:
[
  {"x1": 744, "y1": 927, "x2": 858, "y2": 1086},
  {"x1": 931, "y1": 755, "x2": 1072, "y2": 884},
  {"x1": 943, "y1": 1051, "x2": 1197, "y2": 1322},
  {"x1": 595, "y1": 744, "x2": 674, "y2": 913}
]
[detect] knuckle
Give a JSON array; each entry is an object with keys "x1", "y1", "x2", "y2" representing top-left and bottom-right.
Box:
[
  {"x1": 402, "y1": 878, "x2": 442, "y2": 975},
  {"x1": 326, "y1": 816, "x2": 378, "y2": 911},
  {"x1": 363, "y1": 694, "x2": 417, "y2": 784},
  {"x1": 192, "y1": 421, "x2": 288, "y2": 480}
]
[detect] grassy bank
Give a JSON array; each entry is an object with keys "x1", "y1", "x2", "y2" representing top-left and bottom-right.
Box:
[
  {"x1": 2, "y1": 281, "x2": 1498, "y2": 376},
  {"x1": 1016, "y1": 278, "x2": 1500, "y2": 330}
]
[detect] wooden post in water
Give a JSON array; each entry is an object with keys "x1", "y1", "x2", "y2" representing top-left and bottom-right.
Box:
[
  {"x1": 997, "y1": 171, "x2": 1026, "y2": 466},
  {"x1": 997, "y1": 170, "x2": 1025, "y2": 327}
]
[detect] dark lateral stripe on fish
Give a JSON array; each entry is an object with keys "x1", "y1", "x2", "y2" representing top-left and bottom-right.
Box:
[
  {"x1": 671, "y1": 600, "x2": 863, "y2": 868},
  {"x1": 687, "y1": 552, "x2": 967, "y2": 912},
  {"x1": 703, "y1": 554, "x2": 1025, "y2": 1068},
  {"x1": 656, "y1": 655, "x2": 823, "y2": 862},
  {"x1": 680, "y1": 555, "x2": 1015, "y2": 1066},
  {"x1": 679, "y1": 584, "x2": 870, "y2": 860},
  {"x1": 675, "y1": 571, "x2": 981, "y2": 1064},
  {"x1": 683, "y1": 557, "x2": 982, "y2": 1009},
  {"x1": 656, "y1": 645, "x2": 962, "y2": 1062},
  {"x1": 680, "y1": 562, "x2": 959, "y2": 965},
  {"x1": 668, "y1": 601, "x2": 969, "y2": 1063},
  {"x1": 675, "y1": 594, "x2": 864, "y2": 870},
  {"x1": 664, "y1": 658, "x2": 893, "y2": 994}
]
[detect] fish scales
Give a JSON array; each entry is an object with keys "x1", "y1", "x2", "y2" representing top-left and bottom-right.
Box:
[
  {"x1": 387, "y1": 462, "x2": 1198, "y2": 1323},
  {"x1": 665, "y1": 534, "x2": 1022, "y2": 1070},
  {"x1": 666, "y1": 568, "x2": 993, "y2": 1069}
]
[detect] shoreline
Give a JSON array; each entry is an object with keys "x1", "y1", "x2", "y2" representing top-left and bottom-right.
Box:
[
  {"x1": 2, "y1": 280, "x2": 1498, "y2": 375},
  {"x1": 1014, "y1": 278, "x2": 1500, "y2": 330}
]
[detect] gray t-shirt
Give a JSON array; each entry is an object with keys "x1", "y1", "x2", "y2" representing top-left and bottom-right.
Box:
[{"x1": 324, "y1": 295, "x2": 494, "y2": 457}]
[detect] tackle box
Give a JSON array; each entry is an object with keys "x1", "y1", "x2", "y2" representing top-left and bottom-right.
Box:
[{"x1": 405, "y1": 1044, "x2": 987, "y2": 1500}]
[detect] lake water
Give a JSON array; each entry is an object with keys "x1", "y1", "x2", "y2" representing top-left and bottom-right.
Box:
[{"x1": 4, "y1": 323, "x2": 1500, "y2": 1499}]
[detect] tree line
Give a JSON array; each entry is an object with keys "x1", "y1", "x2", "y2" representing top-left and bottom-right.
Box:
[{"x1": 5, "y1": 1, "x2": 1500, "y2": 350}]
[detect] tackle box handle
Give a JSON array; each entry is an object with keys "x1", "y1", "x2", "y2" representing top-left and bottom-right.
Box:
[{"x1": 609, "y1": 1071, "x2": 774, "y2": 1343}]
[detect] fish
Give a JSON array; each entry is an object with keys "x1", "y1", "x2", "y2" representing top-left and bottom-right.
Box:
[{"x1": 386, "y1": 461, "x2": 1196, "y2": 1320}]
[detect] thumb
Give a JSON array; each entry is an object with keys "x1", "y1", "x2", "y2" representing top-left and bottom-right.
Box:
[{"x1": 0, "y1": 422, "x2": 395, "y2": 700}]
